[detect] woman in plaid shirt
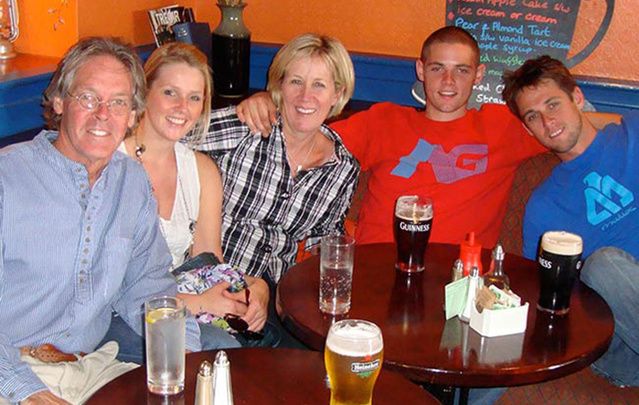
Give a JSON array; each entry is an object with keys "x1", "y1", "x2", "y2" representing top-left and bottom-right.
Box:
[{"x1": 193, "y1": 34, "x2": 360, "y2": 347}]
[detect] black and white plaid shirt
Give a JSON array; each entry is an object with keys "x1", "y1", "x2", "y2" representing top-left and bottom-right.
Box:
[{"x1": 194, "y1": 106, "x2": 360, "y2": 282}]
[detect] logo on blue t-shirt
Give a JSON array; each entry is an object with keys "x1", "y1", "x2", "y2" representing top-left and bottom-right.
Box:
[
  {"x1": 391, "y1": 139, "x2": 488, "y2": 184},
  {"x1": 583, "y1": 171, "x2": 634, "y2": 226}
]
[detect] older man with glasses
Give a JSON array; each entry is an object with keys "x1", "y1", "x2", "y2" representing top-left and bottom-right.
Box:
[{"x1": 0, "y1": 37, "x2": 201, "y2": 404}]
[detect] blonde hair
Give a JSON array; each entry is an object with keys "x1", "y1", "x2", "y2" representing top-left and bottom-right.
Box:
[
  {"x1": 142, "y1": 42, "x2": 212, "y2": 141},
  {"x1": 43, "y1": 37, "x2": 146, "y2": 130},
  {"x1": 267, "y1": 33, "x2": 354, "y2": 119}
]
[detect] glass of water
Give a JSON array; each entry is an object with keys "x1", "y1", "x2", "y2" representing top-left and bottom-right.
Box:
[
  {"x1": 145, "y1": 296, "x2": 186, "y2": 395},
  {"x1": 319, "y1": 235, "x2": 355, "y2": 315}
]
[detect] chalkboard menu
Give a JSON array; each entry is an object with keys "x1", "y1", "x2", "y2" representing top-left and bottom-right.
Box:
[{"x1": 446, "y1": 0, "x2": 613, "y2": 108}]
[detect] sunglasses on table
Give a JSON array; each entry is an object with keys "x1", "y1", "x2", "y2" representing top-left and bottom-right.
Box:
[
  {"x1": 223, "y1": 288, "x2": 264, "y2": 341},
  {"x1": 224, "y1": 314, "x2": 264, "y2": 341}
]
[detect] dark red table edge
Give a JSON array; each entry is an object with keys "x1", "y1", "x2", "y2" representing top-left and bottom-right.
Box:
[{"x1": 277, "y1": 242, "x2": 614, "y2": 388}]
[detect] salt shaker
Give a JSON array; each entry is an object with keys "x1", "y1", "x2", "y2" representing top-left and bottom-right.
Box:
[
  {"x1": 212, "y1": 351, "x2": 234, "y2": 405},
  {"x1": 451, "y1": 259, "x2": 464, "y2": 282},
  {"x1": 195, "y1": 360, "x2": 214, "y2": 405},
  {"x1": 460, "y1": 266, "x2": 483, "y2": 322}
]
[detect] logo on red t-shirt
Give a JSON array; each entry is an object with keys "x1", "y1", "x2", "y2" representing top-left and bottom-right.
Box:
[{"x1": 391, "y1": 139, "x2": 488, "y2": 184}]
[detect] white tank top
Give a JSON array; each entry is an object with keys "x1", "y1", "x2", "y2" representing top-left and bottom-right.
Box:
[{"x1": 118, "y1": 142, "x2": 200, "y2": 268}]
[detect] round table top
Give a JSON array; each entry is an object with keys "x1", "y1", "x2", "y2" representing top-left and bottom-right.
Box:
[
  {"x1": 277, "y1": 243, "x2": 614, "y2": 387},
  {"x1": 87, "y1": 348, "x2": 437, "y2": 404}
]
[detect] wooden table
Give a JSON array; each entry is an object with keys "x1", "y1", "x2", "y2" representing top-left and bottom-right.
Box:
[
  {"x1": 87, "y1": 348, "x2": 437, "y2": 404},
  {"x1": 277, "y1": 243, "x2": 614, "y2": 388}
]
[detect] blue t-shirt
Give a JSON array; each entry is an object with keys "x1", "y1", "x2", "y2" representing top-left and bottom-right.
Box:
[{"x1": 523, "y1": 112, "x2": 639, "y2": 260}]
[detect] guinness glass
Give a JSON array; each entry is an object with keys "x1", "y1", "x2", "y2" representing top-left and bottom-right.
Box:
[
  {"x1": 536, "y1": 231, "x2": 583, "y2": 315},
  {"x1": 394, "y1": 195, "x2": 433, "y2": 272}
]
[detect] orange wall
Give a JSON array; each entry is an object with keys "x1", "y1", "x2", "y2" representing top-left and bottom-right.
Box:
[
  {"x1": 12, "y1": 0, "x2": 639, "y2": 82},
  {"x1": 77, "y1": 0, "x2": 197, "y2": 45},
  {"x1": 569, "y1": 0, "x2": 635, "y2": 80},
  {"x1": 13, "y1": 0, "x2": 78, "y2": 57}
]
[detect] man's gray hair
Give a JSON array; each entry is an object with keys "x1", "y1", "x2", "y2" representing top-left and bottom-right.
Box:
[{"x1": 42, "y1": 37, "x2": 146, "y2": 129}]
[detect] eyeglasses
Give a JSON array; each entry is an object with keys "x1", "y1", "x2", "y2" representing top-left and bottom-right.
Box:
[{"x1": 67, "y1": 92, "x2": 132, "y2": 116}]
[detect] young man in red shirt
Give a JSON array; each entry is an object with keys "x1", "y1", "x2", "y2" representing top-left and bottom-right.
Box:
[
  {"x1": 237, "y1": 27, "x2": 615, "y2": 249},
  {"x1": 238, "y1": 27, "x2": 544, "y2": 250}
]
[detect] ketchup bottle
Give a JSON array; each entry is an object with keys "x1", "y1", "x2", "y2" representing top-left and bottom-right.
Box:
[{"x1": 459, "y1": 231, "x2": 483, "y2": 276}]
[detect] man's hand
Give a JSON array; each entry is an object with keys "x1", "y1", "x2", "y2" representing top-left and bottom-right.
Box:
[
  {"x1": 223, "y1": 277, "x2": 269, "y2": 332},
  {"x1": 21, "y1": 391, "x2": 69, "y2": 404},
  {"x1": 236, "y1": 91, "x2": 277, "y2": 136}
]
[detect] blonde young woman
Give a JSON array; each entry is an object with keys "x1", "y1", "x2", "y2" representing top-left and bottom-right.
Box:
[{"x1": 117, "y1": 43, "x2": 269, "y2": 350}]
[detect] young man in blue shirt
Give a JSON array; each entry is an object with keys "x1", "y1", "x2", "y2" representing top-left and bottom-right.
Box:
[{"x1": 503, "y1": 55, "x2": 638, "y2": 387}]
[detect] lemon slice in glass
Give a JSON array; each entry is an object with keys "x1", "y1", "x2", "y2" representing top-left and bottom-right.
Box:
[{"x1": 145, "y1": 307, "x2": 175, "y2": 324}]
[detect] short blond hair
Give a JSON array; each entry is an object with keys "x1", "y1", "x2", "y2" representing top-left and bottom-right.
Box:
[
  {"x1": 142, "y1": 42, "x2": 212, "y2": 142},
  {"x1": 421, "y1": 26, "x2": 480, "y2": 65},
  {"x1": 267, "y1": 33, "x2": 354, "y2": 119}
]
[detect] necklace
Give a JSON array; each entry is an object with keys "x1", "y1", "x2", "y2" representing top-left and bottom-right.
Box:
[
  {"x1": 134, "y1": 134, "x2": 146, "y2": 160},
  {"x1": 285, "y1": 133, "x2": 317, "y2": 175}
]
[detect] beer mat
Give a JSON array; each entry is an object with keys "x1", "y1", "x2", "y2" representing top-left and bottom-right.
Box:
[{"x1": 444, "y1": 277, "x2": 469, "y2": 320}]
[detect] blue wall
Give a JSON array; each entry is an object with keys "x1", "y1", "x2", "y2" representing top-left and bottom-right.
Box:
[
  {"x1": 249, "y1": 43, "x2": 639, "y2": 114},
  {"x1": 1, "y1": 43, "x2": 637, "y2": 139},
  {"x1": 0, "y1": 73, "x2": 53, "y2": 138}
]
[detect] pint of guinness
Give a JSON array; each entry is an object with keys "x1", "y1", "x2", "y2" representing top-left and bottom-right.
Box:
[
  {"x1": 536, "y1": 231, "x2": 583, "y2": 315},
  {"x1": 394, "y1": 195, "x2": 433, "y2": 272}
]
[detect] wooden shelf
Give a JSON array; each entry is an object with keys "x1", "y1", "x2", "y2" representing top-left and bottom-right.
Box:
[{"x1": 0, "y1": 53, "x2": 59, "y2": 83}]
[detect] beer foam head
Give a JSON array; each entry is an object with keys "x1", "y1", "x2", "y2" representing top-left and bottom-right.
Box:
[
  {"x1": 541, "y1": 231, "x2": 583, "y2": 256},
  {"x1": 326, "y1": 320, "x2": 383, "y2": 356},
  {"x1": 395, "y1": 195, "x2": 433, "y2": 221}
]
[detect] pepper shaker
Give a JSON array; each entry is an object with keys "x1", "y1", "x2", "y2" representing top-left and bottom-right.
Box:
[{"x1": 195, "y1": 360, "x2": 213, "y2": 405}]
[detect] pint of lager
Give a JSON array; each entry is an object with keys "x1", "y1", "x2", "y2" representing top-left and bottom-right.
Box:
[
  {"x1": 394, "y1": 195, "x2": 433, "y2": 272},
  {"x1": 536, "y1": 231, "x2": 583, "y2": 315},
  {"x1": 324, "y1": 320, "x2": 384, "y2": 405}
]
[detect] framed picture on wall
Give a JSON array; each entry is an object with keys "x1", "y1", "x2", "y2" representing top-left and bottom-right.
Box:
[{"x1": 148, "y1": 5, "x2": 195, "y2": 47}]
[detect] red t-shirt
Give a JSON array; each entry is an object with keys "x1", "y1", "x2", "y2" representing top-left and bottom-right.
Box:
[{"x1": 330, "y1": 102, "x2": 545, "y2": 247}]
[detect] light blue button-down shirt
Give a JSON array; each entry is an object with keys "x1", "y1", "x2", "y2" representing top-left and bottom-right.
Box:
[{"x1": 0, "y1": 131, "x2": 201, "y2": 401}]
